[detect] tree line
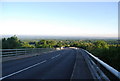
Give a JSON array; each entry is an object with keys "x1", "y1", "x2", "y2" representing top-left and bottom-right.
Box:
[{"x1": 2, "y1": 35, "x2": 112, "y2": 49}]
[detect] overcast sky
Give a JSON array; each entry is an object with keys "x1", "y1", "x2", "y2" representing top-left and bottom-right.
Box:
[{"x1": 0, "y1": 2, "x2": 118, "y2": 37}]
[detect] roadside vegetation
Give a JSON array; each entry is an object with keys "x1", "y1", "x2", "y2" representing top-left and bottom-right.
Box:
[{"x1": 2, "y1": 35, "x2": 120, "y2": 71}]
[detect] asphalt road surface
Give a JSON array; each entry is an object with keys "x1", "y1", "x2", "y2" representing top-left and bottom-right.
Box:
[{"x1": 2, "y1": 48, "x2": 93, "y2": 80}]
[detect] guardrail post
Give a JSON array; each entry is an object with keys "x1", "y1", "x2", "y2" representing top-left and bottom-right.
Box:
[
  {"x1": 38, "y1": 48, "x2": 40, "y2": 53},
  {"x1": 16, "y1": 49, "x2": 17, "y2": 56},
  {"x1": 32, "y1": 48, "x2": 33, "y2": 54},
  {"x1": 25, "y1": 49, "x2": 26, "y2": 55}
]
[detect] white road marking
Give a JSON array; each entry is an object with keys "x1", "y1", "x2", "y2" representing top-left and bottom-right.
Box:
[
  {"x1": 51, "y1": 56, "x2": 56, "y2": 59},
  {"x1": 0, "y1": 60, "x2": 47, "y2": 80},
  {"x1": 56, "y1": 54, "x2": 60, "y2": 57},
  {"x1": 1, "y1": 54, "x2": 61, "y2": 80},
  {"x1": 51, "y1": 54, "x2": 60, "y2": 59}
]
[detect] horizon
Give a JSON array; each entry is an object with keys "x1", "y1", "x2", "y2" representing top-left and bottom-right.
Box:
[
  {"x1": 0, "y1": 2, "x2": 118, "y2": 38},
  {"x1": 1, "y1": 35, "x2": 118, "y2": 40}
]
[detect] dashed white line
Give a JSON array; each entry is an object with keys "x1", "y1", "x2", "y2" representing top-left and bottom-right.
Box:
[
  {"x1": 0, "y1": 60, "x2": 47, "y2": 80},
  {"x1": 56, "y1": 54, "x2": 60, "y2": 57},
  {"x1": 51, "y1": 54, "x2": 60, "y2": 59},
  {"x1": 1, "y1": 54, "x2": 61, "y2": 80},
  {"x1": 51, "y1": 56, "x2": 56, "y2": 59}
]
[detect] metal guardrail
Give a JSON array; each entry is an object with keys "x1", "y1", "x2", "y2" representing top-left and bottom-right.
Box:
[
  {"x1": 81, "y1": 49, "x2": 120, "y2": 81},
  {"x1": 1, "y1": 48, "x2": 54, "y2": 57}
]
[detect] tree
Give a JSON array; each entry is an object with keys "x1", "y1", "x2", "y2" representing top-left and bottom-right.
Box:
[
  {"x1": 36, "y1": 40, "x2": 49, "y2": 48},
  {"x1": 2, "y1": 38, "x2": 8, "y2": 49},
  {"x1": 21, "y1": 42, "x2": 35, "y2": 48},
  {"x1": 94, "y1": 40, "x2": 109, "y2": 49},
  {"x1": 2, "y1": 35, "x2": 22, "y2": 49}
]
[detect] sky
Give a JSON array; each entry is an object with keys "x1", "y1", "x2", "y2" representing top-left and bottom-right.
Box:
[{"x1": 0, "y1": 2, "x2": 118, "y2": 38}]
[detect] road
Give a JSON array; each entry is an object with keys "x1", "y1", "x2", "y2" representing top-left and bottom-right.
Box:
[{"x1": 2, "y1": 48, "x2": 93, "y2": 80}]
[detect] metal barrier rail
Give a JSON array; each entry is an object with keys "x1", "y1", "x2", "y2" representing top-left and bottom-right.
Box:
[
  {"x1": 82, "y1": 49, "x2": 120, "y2": 81},
  {"x1": 1, "y1": 48, "x2": 54, "y2": 57}
]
